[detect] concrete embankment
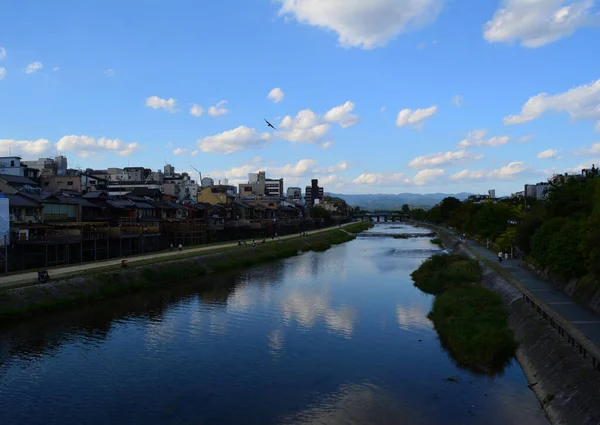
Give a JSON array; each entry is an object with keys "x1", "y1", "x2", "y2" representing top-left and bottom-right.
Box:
[
  {"x1": 414, "y1": 222, "x2": 600, "y2": 425},
  {"x1": 0, "y1": 226, "x2": 368, "y2": 323},
  {"x1": 458, "y1": 245, "x2": 600, "y2": 425}
]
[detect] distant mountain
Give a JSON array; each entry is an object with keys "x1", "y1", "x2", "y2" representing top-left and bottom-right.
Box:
[{"x1": 328, "y1": 192, "x2": 473, "y2": 210}]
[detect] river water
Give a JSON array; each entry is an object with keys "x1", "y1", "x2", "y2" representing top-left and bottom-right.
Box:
[{"x1": 0, "y1": 223, "x2": 549, "y2": 425}]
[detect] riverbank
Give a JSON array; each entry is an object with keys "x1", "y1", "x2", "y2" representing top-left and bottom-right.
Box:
[
  {"x1": 416, "y1": 221, "x2": 600, "y2": 425},
  {"x1": 411, "y1": 253, "x2": 518, "y2": 373},
  {"x1": 0, "y1": 223, "x2": 372, "y2": 323}
]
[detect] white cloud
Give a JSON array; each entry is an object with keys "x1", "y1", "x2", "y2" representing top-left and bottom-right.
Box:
[
  {"x1": 518, "y1": 135, "x2": 534, "y2": 143},
  {"x1": 565, "y1": 160, "x2": 600, "y2": 173},
  {"x1": 457, "y1": 129, "x2": 510, "y2": 148},
  {"x1": 322, "y1": 141, "x2": 334, "y2": 149},
  {"x1": 277, "y1": 109, "x2": 332, "y2": 143},
  {"x1": 25, "y1": 61, "x2": 43, "y2": 74},
  {"x1": 173, "y1": 148, "x2": 188, "y2": 155},
  {"x1": 0, "y1": 68, "x2": 5, "y2": 80},
  {"x1": 277, "y1": 0, "x2": 443, "y2": 49},
  {"x1": 146, "y1": 96, "x2": 177, "y2": 112},
  {"x1": 324, "y1": 101, "x2": 360, "y2": 128},
  {"x1": 318, "y1": 161, "x2": 349, "y2": 173},
  {"x1": 353, "y1": 172, "x2": 406, "y2": 185},
  {"x1": 504, "y1": 78, "x2": 600, "y2": 130},
  {"x1": 53, "y1": 66, "x2": 59, "y2": 72},
  {"x1": 197, "y1": 126, "x2": 272, "y2": 154},
  {"x1": 408, "y1": 150, "x2": 483, "y2": 169},
  {"x1": 56, "y1": 135, "x2": 142, "y2": 157},
  {"x1": 573, "y1": 142, "x2": 600, "y2": 156},
  {"x1": 484, "y1": 0, "x2": 596, "y2": 48},
  {"x1": 451, "y1": 95, "x2": 463, "y2": 107},
  {"x1": 0, "y1": 47, "x2": 5, "y2": 60},
  {"x1": 412, "y1": 168, "x2": 445, "y2": 185},
  {"x1": 537, "y1": 149, "x2": 559, "y2": 159},
  {"x1": 396, "y1": 105, "x2": 438, "y2": 129},
  {"x1": 274, "y1": 159, "x2": 319, "y2": 177},
  {"x1": 190, "y1": 104, "x2": 205, "y2": 117},
  {"x1": 0, "y1": 138, "x2": 51, "y2": 157},
  {"x1": 276, "y1": 102, "x2": 358, "y2": 144},
  {"x1": 191, "y1": 150, "x2": 199, "y2": 156},
  {"x1": 451, "y1": 162, "x2": 529, "y2": 181},
  {"x1": 381, "y1": 106, "x2": 386, "y2": 113},
  {"x1": 208, "y1": 100, "x2": 229, "y2": 117},
  {"x1": 104, "y1": 69, "x2": 115, "y2": 77},
  {"x1": 268, "y1": 87, "x2": 285, "y2": 103}
]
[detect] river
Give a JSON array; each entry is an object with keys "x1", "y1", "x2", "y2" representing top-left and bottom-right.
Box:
[{"x1": 0, "y1": 223, "x2": 549, "y2": 425}]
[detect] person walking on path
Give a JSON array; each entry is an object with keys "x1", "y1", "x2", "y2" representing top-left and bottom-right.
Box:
[
  {"x1": 504, "y1": 252, "x2": 508, "y2": 261},
  {"x1": 178, "y1": 243, "x2": 183, "y2": 252},
  {"x1": 498, "y1": 251, "x2": 503, "y2": 263},
  {"x1": 170, "y1": 243, "x2": 174, "y2": 252}
]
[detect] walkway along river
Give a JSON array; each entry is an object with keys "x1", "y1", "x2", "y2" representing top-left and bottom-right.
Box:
[{"x1": 0, "y1": 223, "x2": 549, "y2": 425}]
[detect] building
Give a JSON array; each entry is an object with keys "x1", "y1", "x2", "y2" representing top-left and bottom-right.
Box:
[
  {"x1": 23, "y1": 157, "x2": 57, "y2": 178},
  {"x1": 265, "y1": 178, "x2": 283, "y2": 198},
  {"x1": 197, "y1": 186, "x2": 235, "y2": 205},
  {"x1": 0, "y1": 174, "x2": 40, "y2": 194},
  {"x1": 55, "y1": 155, "x2": 68, "y2": 176},
  {"x1": 0, "y1": 156, "x2": 40, "y2": 179},
  {"x1": 164, "y1": 164, "x2": 175, "y2": 177},
  {"x1": 40, "y1": 172, "x2": 108, "y2": 193},
  {"x1": 286, "y1": 187, "x2": 302, "y2": 202},
  {"x1": 524, "y1": 183, "x2": 549, "y2": 200},
  {"x1": 305, "y1": 179, "x2": 324, "y2": 207},
  {"x1": 488, "y1": 189, "x2": 496, "y2": 199},
  {"x1": 238, "y1": 171, "x2": 284, "y2": 198}
]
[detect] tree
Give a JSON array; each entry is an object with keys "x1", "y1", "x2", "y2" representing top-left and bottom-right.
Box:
[
  {"x1": 310, "y1": 206, "x2": 330, "y2": 220},
  {"x1": 401, "y1": 204, "x2": 410, "y2": 213},
  {"x1": 439, "y1": 197, "x2": 461, "y2": 221}
]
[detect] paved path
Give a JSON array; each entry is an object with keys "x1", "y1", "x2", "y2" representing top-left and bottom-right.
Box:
[
  {"x1": 0, "y1": 223, "x2": 354, "y2": 289},
  {"x1": 439, "y1": 226, "x2": 600, "y2": 347}
]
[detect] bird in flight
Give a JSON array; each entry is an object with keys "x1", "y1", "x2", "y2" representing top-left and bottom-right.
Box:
[{"x1": 264, "y1": 119, "x2": 276, "y2": 129}]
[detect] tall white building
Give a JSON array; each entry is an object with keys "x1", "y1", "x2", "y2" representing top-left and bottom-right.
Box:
[{"x1": 55, "y1": 155, "x2": 67, "y2": 176}]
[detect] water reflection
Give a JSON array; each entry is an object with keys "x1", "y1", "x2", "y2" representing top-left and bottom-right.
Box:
[
  {"x1": 281, "y1": 291, "x2": 355, "y2": 338},
  {"x1": 396, "y1": 304, "x2": 433, "y2": 333},
  {"x1": 0, "y1": 223, "x2": 549, "y2": 425},
  {"x1": 280, "y1": 382, "x2": 431, "y2": 425}
]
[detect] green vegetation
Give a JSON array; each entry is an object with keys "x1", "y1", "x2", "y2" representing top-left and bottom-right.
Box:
[
  {"x1": 411, "y1": 173, "x2": 600, "y2": 297},
  {"x1": 410, "y1": 254, "x2": 482, "y2": 295},
  {"x1": 428, "y1": 286, "x2": 518, "y2": 373},
  {"x1": 430, "y1": 237, "x2": 443, "y2": 246},
  {"x1": 0, "y1": 228, "x2": 357, "y2": 321},
  {"x1": 344, "y1": 221, "x2": 373, "y2": 234},
  {"x1": 411, "y1": 253, "x2": 517, "y2": 373}
]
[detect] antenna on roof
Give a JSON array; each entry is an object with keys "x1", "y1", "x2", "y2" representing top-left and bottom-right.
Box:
[{"x1": 190, "y1": 165, "x2": 201, "y2": 183}]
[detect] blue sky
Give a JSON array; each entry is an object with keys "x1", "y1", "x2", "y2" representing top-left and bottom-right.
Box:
[{"x1": 1, "y1": 0, "x2": 599, "y2": 196}]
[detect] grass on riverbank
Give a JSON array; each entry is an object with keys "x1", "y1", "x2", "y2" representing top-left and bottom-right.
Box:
[
  {"x1": 344, "y1": 221, "x2": 373, "y2": 234},
  {"x1": 410, "y1": 254, "x2": 482, "y2": 295},
  {"x1": 428, "y1": 286, "x2": 518, "y2": 373},
  {"x1": 411, "y1": 253, "x2": 517, "y2": 374},
  {"x1": 430, "y1": 237, "x2": 443, "y2": 246},
  {"x1": 0, "y1": 228, "x2": 359, "y2": 322}
]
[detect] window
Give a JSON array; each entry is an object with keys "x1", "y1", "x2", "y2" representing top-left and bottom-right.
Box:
[
  {"x1": 10, "y1": 160, "x2": 14, "y2": 167},
  {"x1": 44, "y1": 182, "x2": 49, "y2": 187},
  {"x1": 25, "y1": 208, "x2": 37, "y2": 216},
  {"x1": 67, "y1": 181, "x2": 73, "y2": 186}
]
